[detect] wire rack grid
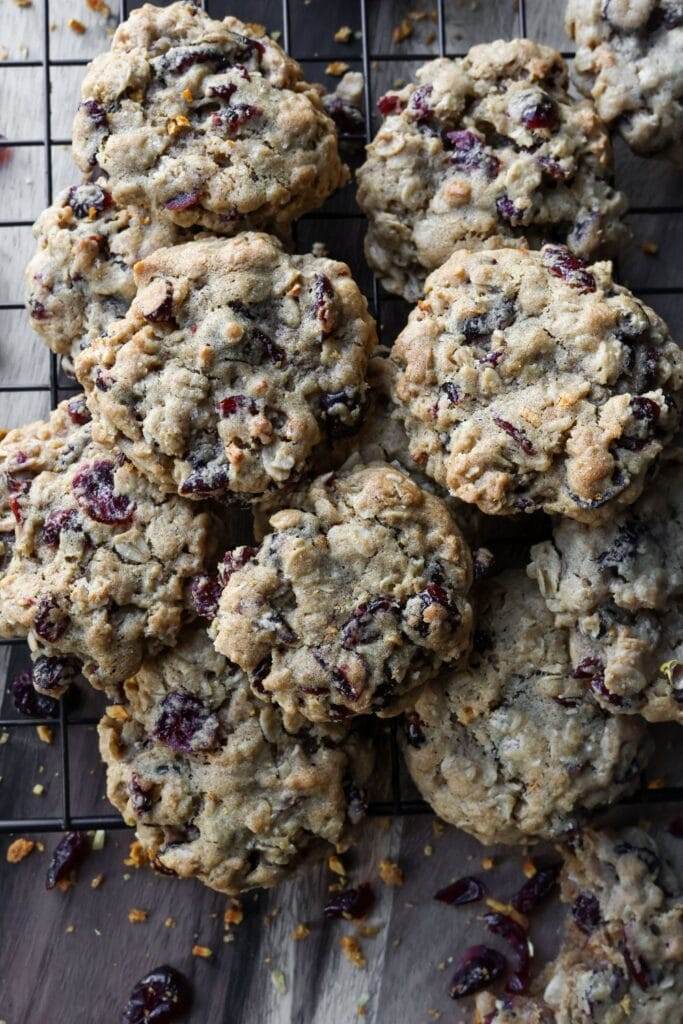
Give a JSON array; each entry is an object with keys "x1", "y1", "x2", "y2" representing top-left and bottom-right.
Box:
[{"x1": 1, "y1": 0, "x2": 681, "y2": 836}]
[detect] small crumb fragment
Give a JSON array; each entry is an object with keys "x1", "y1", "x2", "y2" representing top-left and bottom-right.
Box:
[
  {"x1": 334, "y1": 25, "x2": 353, "y2": 43},
  {"x1": 271, "y1": 968, "x2": 287, "y2": 995},
  {"x1": 14, "y1": 0, "x2": 32, "y2": 7},
  {"x1": 641, "y1": 241, "x2": 658, "y2": 256},
  {"x1": 328, "y1": 854, "x2": 346, "y2": 877},
  {"x1": 91, "y1": 829, "x2": 105, "y2": 851},
  {"x1": 244, "y1": 21, "x2": 265, "y2": 36},
  {"x1": 0, "y1": 46, "x2": 9, "y2": 60},
  {"x1": 291, "y1": 923, "x2": 311, "y2": 941},
  {"x1": 192, "y1": 945, "x2": 213, "y2": 959},
  {"x1": 425, "y1": 30, "x2": 436, "y2": 44},
  {"x1": 124, "y1": 840, "x2": 148, "y2": 868},
  {"x1": 423, "y1": 844, "x2": 433, "y2": 857},
  {"x1": 340, "y1": 935, "x2": 366, "y2": 969},
  {"x1": 647, "y1": 777, "x2": 666, "y2": 789},
  {"x1": 128, "y1": 907, "x2": 148, "y2": 924},
  {"x1": 65, "y1": 924, "x2": 75, "y2": 934},
  {"x1": 270, "y1": 30, "x2": 281, "y2": 42},
  {"x1": 427, "y1": 1010, "x2": 442, "y2": 1021},
  {"x1": 311, "y1": 241, "x2": 328, "y2": 258},
  {"x1": 164, "y1": 916, "x2": 176, "y2": 929},
  {"x1": 263, "y1": 908, "x2": 280, "y2": 927},
  {"x1": 68, "y1": 17, "x2": 86, "y2": 32},
  {"x1": 56, "y1": 879, "x2": 72, "y2": 893},
  {"x1": 106, "y1": 704, "x2": 128, "y2": 722},
  {"x1": 32, "y1": 784, "x2": 45, "y2": 796},
  {"x1": 86, "y1": 0, "x2": 112, "y2": 13},
  {"x1": 182, "y1": 87, "x2": 193, "y2": 103},
  {"x1": 481, "y1": 857, "x2": 495, "y2": 871},
  {"x1": 7, "y1": 838, "x2": 35, "y2": 863},
  {"x1": 90, "y1": 873, "x2": 104, "y2": 889},
  {"x1": 522, "y1": 858, "x2": 537, "y2": 879},
  {"x1": 486, "y1": 898, "x2": 528, "y2": 929},
  {"x1": 224, "y1": 899, "x2": 243, "y2": 927},
  {"x1": 432, "y1": 819, "x2": 445, "y2": 837},
  {"x1": 392, "y1": 18, "x2": 413, "y2": 43},
  {"x1": 357, "y1": 993, "x2": 370, "y2": 1017},
  {"x1": 378, "y1": 859, "x2": 404, "y2": 887},
  {"x1": 0, "y1": 732, "x2": 9, "y2": 745},
  {"x1": 356, "y1": 923, "x2": 381, "y2": 939},
  {"x1": 36, "y1": 725, "x2": 53, "y2": 744},
  {"x1": 326, "y1": 61, "x2": 350, "y2": 77}
]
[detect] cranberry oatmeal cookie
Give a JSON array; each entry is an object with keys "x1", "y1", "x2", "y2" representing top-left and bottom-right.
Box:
[
  {"x1": 26, "y1": 182, "x2": 186, "y2": 371},
  {"x1": 476, "y1": 827, "x2": 683, "y2": 1023},
  {"x1": 391, "y1": 245, "x2": 682, "y2": 522},
  {"x1": 356, "y1": 39, "x2": 627, "y2": 301},
  {"x1": 77, "y1": 233, "x2": 376, "y2": 502},
  {"x1": 72, "y1": 2, "x2": 347, "y2": 234},
  {"x1": 213, "y1": 461, "x2": 474, "y2": 723},
  {"x1": 529, "y1": 451, "x2": 683, "y2": 723},
  {"x1": 99, "y1": 625, "x2": 374, "y2": 894},
  {"x1": 401, "y1": 571, "x2": 650, "y2": 845},
  {"x1": 566, "y1": 0, "x2": 683, "y2": 163},
  {"x1": 0, "y1": 423, "x2": 223, "y2": 694}
]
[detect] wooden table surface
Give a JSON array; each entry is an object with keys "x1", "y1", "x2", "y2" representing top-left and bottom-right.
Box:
[{"x1": 1, "y1": 0, "x2": 683, "y2": 1021}]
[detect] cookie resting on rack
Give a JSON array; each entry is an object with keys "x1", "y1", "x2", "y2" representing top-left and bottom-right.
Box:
[
  {"x1": 212, "y1": 461, "x2": 474, "y2": 723},
  {"x1": 76, "y1": 232, "x2": 377, "y2": 502},
  {"x1": 529, "y1": 449, "x2": 683, "y2": 723},
  {"x1": 401, "y1": 571, "x2": 651, "y2": 845},
  {"x1": 0, "y1": 421, "x2": 223, "y2": 694},
  {"x1": 566, "y1": 0, "x2": 683, "y2": 162},
  {"x1": 391, "y1": 245, "x2": 682, "y2": 522},
  {"x1": 356, "y1": 38, "x2": 627, "y2": 301},
  {"x1": 99, "y1": 625, "x2": 374, "y2": 894},
  {"x1": 72, "y1": 2, "x2": 348, "y2": 234}
]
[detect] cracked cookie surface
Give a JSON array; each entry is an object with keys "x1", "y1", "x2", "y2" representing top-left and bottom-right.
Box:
[
  {"x1": 99, "y1": 625, "x2": 374, "y2": 894},
  {"x1": 77, "y1": 233, "x2": 376, "y2": 502},
  {"x1": 356, "y1": 38, "x2": 627, "y2": 301},
  {"x1": 392, "y1": 245, "x2": 682, "y2": 522},
  {"x1": 212, "y1": 461, "x2": 474, "y2": 723},
  {"x1": 72, "y1": 2, "x2": 347, "y2": 234},
  {"x1": 567, "y1": 0, "x2": 683, "y2": 162},
  {"x1": 401, "y1": 571, "x2": 651, "y2": 845}
]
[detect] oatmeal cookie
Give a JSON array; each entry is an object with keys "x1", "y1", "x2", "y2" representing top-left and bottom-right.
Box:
[
  {"x1": 529, "y1": 452, "x2": 683, "y2": 722},
  {"x1": 212, "y1": 461, "x2": 474, "y2": 722},
  {"x1": 99, "y1": 625, "x2": 374, "y2": 894},
  {"x1": 566, "y1": 0, "x2": 683, "y2": 162},
  {"x1": 72, "y1": 2, "x2": 348, "y2": 234},
  {"x1": 356, "y1": 39, "x2": 627, "y2": 301},
  {"x1": 77, "y1": 233, "x2": 377, "y2": 502},
  {"x1": 392, "y1": 245, "x2": 682, "y2": 522},
  {"x1": 401, "y1": 571, "x2": 651, "y2": 845},
  {"x1": 26, "y1": 182, "x2": 186, "y2": 370},
  {"x1": 0, "y1": 425, "x2": 222, "y2": 693}
]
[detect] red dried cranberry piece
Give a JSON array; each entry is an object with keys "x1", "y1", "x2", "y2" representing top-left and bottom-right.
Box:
[
  {"x1": 445, "y1": 130, "x2": 500, "y2": 179},
  {"x1": 377, "y1": 93, "x2": 404, "y2": 116},
  {"x1": 122, "y1": 964, "x2": 192, "y2": 1024},
  {"x1": 154, "y1": 691, "x2": 220, "y2": 753},
  {"x1": 216, "y1": 394, "x2": 258, "y2": 417},
  {"x1": 411, "y1": 582, "x2": 460, "y2": 638},
  {"x1": 572, "y1": 656, "x2": 624, "y2": 707},
  {"x1": 251, "y1": 654, "x2": 272, "y2": 691},
  {"x1": 207, "y1": 82, "x2": 237, "y2": 101},
  {"x1": 67, "y1": 184, "x2": 112, "y2": 218},
  {"x1": 440, "y1": 381, "x2": 461, "y2": 405},
  {"x1": 72, "y1": 459, "x2": 134, "y2": 525},
  {"x1": 66, "y1": 394, "x2": 91, "y2": 425},
  {"x1": 142, "y1": 281, "x2": 174, "y2": 324},
  {"x1": 29, "y1": 300, "x2": 49, "y2": 321},
  {"x1": 34, "y1": 594, "x2": 69, "y2": 642},
  {"x1": 33, "y1": 655, "x2": 79, "y2": 694},
  {"x1": 188, "y1": 574, "x2": 222, "y2": 619},
  {"x1": 543, "y1": 245, "x2": 596, "y2": 291},
  {"x1": 323, "y1": 94, "x2": 364, "y2": 134},
  {"x1": 449, "y1": 945, "x2": 507, "y2": 999},
  {"x1": 462, "y1": 299, "x2": 515, "y2": 344},
  {"x1": 42, "y1": 507, "x2": 82, "y2": 547},
  {"x1": 313, "y1": 273, "x2": 336, "y2": 334},
  {"x1": 435, "y1": 876, "x2": 486, "y2": 905},
  {"x1": 493, "y1": 417, "x2": 535, "y2": 456},
  {"x1": 631, "y1": 395, "x2": 660, "y2": 424},
  {"x1": 496, "y1": 194, "x2": 520, "y2": 224},
  {"x1": 129, "y1": 773, "x2": 154, "y2": 814},
  {"x1": 520, "y1": 94, "x2": 558, "y2": 132},
  {"x1": 512, "y1": 863, "x2": 561, "y2": 915},
  {"x1": 331, "y1": 663, "x2": 363, "y2": 702},
  {"x1": 160, "y1": 46, "x2": 233, "y2": 76},
  {"x1": 179, "y1": 461, "x2": 230, "y2": 497},
  {"x1": 538, "y1": 155, "x2": 569, "y2": 181},
  {"x1": 11, "y1": 669, "x2": 60, "y2": 718},
  {"x1": 484, "y1": 911, "x2": 531, "y2": 994},
  {"x1": 214, "y1": 102, "x2": 262, "y2": 136},
  {"x1": 319, "y1": 387, "x2": 363, "y2": 438},
  {"x1": 250, "y1": 328, "x2": 285, "y2": 366},
  {"x1": 324, "y1": 883, "x2": 375, "y2": 920},
  {"x1": 408, "y1": 84, "x2": 433, "y2": 124},
  {"x1": 572, "y1": 891, "x2": 602, "y2": 934},
  {"x1": 341, "y1": 596, "x2": 401, "y2": 649},
  {"x1": 81, "y1": 98, "x2": 107, "y2": 128},
  {"x1": 164, "y1": 191, "x2": 202, "y2": 212},
  {"x1": 218, "y1": 545, "x2": 257, "y2": 586},
  {"x1": 405, "y1": 711, "x2": 427, "y2": 748},
  {"x1": 46, "y1": 830, "x2": 91, "y2": 889}
]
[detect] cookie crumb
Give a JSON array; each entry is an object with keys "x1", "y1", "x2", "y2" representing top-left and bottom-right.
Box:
[
  {"x1": 356, "y1": 923, "x2": 381, "y2": 939},
  {"x1": 128, "y1": 907, "x2": 148, "y2": 924},
  {"x1": 65, "y1": 924, "x2": 75, "y2": 933},
  {"x1": 328, "y1": 854, "x2": 346, "y2": 877},
  {"x1": 392, "y1": 18, "x2": 413, "y2": 43},
  {"x1": 32, "y1": 783, "x2": 45, "y2": 796},
  {"x1": 68, "y1": 17, "x2": 86, "y2": 33},
  {"x1": 164, "y1": 916, "x2": 176, "y2": 928},
  {"x1": 647, "y1": 777, "x2": 666, "y2": 789},
  {"x1": 6, "y1": 837, "x2": 35, "y2": 863},
  {"x1": 124, "y1": 840, "x2": 148, "y2": 868},
  {"x1": 486, "y1": 898, "x2": 528, "y2": 929},
  {"x1": 291, "y1": 923, "x2": 311, "y2": 941},
  {"x1": 481, "y1": 857, "x2": 495, "y2": 871},
  {"x1": 36, "y1": 725, "x2": 53, "y2": 744},
  {"x1": 522, "y1": 858, "x2": 537, "y2": 879},
  {"x1": 270, "y1": 969, "x2": 287, "y2": 995},
  {"x1": 356, "y1": 993, "x2": 370, "y2": 1017},
  {"x1": 192, "y1": 945, "x2": 213, "y2": 958},
  {"x1": 224, "y1": 899, "x2": 243, "y2": 927},
  {"x1": 86, "y1": 0, "x2": 112, "y2": 12},
  {"x1": 326, "y1": 61, "x2": 350, "y2": 77},
  {"x1": 90, "y1": 873, "x2": 104, "y2": 889},
  {"x1": 14, "y1": 0, "x2": 32, "y2": 7},
  {"x1": 334, "y1": 25, "x2": 353, "y2": 43},
  {"x1": 378, "y1": 859, "x2": 404, "y2": 887},
  {"x1": 340, "y1": 935, "x2": 366, "y2": 969},
  {"x1": 0, "y1": 732, "x2": 9, "y2": 745},
  {"x1": 423, "y1": 844, "x2": 433, "y2": 857},
  {"x1": 91, "y1": 829, "x2": 106, "y2": 851},
  {"x1": 641, "y1": 241, "x2": 658, "y2": 255},
  {"x1": 106, "y1": 704, "x2": 128, "y2": 722}
]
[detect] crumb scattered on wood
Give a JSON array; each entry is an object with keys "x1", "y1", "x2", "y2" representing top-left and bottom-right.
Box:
[
  {"x1": 641, "y1": 241, "x2": 658, "y2": 255},
  {"x1": 68, "y1": 17, "x2": 86, "y2": 33},
  {"x1": 124, "y1": 840, "x2": 148, "y2": 868},
  {"x1": 648, "y1": 777, "x2": 666, "y2": 789},
  {"x1": 36, "y1": 725, "x2": 53, "y2": 744},
  {"x1": 85, "y1": 0, "x2": 111, "y2": 14},
  {"x1": 522, "y1": 858, "x2": 537, "y2": 879},
  {"x1": 291, "y1": 922, "x2": 311, "y2": 941},
  {"x1": 340, "y1": 935, "x2": 366, "y2": 969},
  {"x1": 481, "y1": 856, "x2": 495, "y2": 871},
  {"x1": 32, "y1": 783, "x2": 45, "y2": 796},
  {"x1": 356, "y1": 923, "x2": 381, "y2": 939},
  {"x1": 378, "y1": 859, "x2": 404, "y2": 887},
  {"x1": 224, "y1": 899, "x2": 243, "y2": 927},
  {"x1": 192, "y1": 944, "x2": 213, "y2": 958},
  {"x1": 6, "y1": 838, "x2": 35, "y2": 863},
  {"x1": 392, "y1": 18, "x2": 413, "y2": 43},
  {"x1": 334, "y1": 25, "x2": 353, "y2": 43},
  {"x1": 328, "y1": 854, "x2": 346, "y2": 877},
  {"x1": 90, "y1": 873, "x2": 104, "y2": 889},
  {"x1": 128, "y1": 907, "x2": 148, "y2": 924},
  {"x1": 270, "y1": 969, "x2": 287, "y2": 995},
  {"x1": 164, "y1": 916, "x2": 176, "y2": 928},
  {"x1": 326, "y1": 61, "x2": 349, "y2": 77}
]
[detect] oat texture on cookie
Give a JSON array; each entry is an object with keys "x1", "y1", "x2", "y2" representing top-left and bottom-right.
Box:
[
  {"x1": 392, "y1": 245, "x2": 682, "y2": 522},
  {"x1": 99, "y1": 625, "x2": 374, "y2": 894},
  {"x1": 356, "y1": 38, "x2": 627, "y2": 301}
]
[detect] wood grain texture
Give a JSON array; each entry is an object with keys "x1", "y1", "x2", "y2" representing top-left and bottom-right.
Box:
[{"x1": 1, "y1": 0, "x2": 682, "y2": 1021}]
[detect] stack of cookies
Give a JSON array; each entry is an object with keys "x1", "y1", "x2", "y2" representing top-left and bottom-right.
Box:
[{"x1": 2, "y1": 3, "x2": 683, "y2": 1015}]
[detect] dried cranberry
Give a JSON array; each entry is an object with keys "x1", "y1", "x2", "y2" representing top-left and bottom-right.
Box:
[
  {"x1": 542, "y1": 245, "x2": 596, "y2": 292},
  {"x1": 42, "y1": 508, "x2": 81, "y2": 547},
  {"x1": 324, "y1": 883, "x2": 375, "y2": 920},
  {"x1": 164, "y1": 191, "x2": 201, "y2": 212},
  {"x1": 249, "y1": 328, "x2": 285, "y2": 366},
  {"x1": 67, "y1": 184, "x2": 112, "y2": 218},
  {"x1": 122, "y1": 964, "x2": 191, "y2": 1024},
  {"x1": 445, "y1": 129, "x2": 500, "y2": 178},
  {"x1": 630, "y1": 395, "x2": 660, "y2": 424},
  {"x1": 537, "y1": 155, "x2": 569, "y2": 181},
  {"x1": 596, "y1": 523, "x2": 640, "y2": 569},
  {"x1": 323, "y1": 94, "x2": 364, "y2": 134},
  {"x1": 29, "y1": 300, "x2": 49, "y2": 321},
  {"x1": 341, "y1": 597, "x2": 401, "y2": 649},
  {"x1": 46, "y1": 831, "x2": 91, "y2": 889},
  {"x1": 621, "y1": 937, "x2": 651, "y2": 990},
  {"x1": 220, "y1": 102, "x2": 262, "y2": 136},
  {"x1": 520, "y1": 94, "x2": 558, "y2": 132},
  {"x1": 80, "y1": 98, "x2": 107, "y2": 128},
  {"x1": 319, "y1": 387, "x2": 363, "y2": 438},
  {"x1": 129, "y1": 774, "x2": 154, "y2": 814},
  {"x1": 159, "y1": 46, "x2": 233, "y2": 76},
  {"x1": 188, "y1": 574, "x2": 222, "y2": 620},
  {"x1": 435, "y1": 876, "x2": 486, "y2": 905},
  {"x1": 142, "y1": 282, "x2": 174, "y2": 324},
  {"x1": 449, "y1": 945, "x2": 507, "y2": 999},
  {"x1": 405, "y1": 711, "x2": 427, "y2": 748},
  {"x1": 484, "y1": 912, "x2": 531, "y2": 994},
  {"x1": 72, "y1": 460, "x2": 134, "y2": 525},
  {"x1": 377, "y1": 93, "x2": 403, "y2": 116},
  {"x1": 32, "y1": 655, "x2": 79, "y2": 694},
  {"x1": 572, "y1": 656, "x2": 623, "y2": 707},
  {"x1": 473, "y1": 548, "x2": 495, "y2": 580},
  {"x1": 461, "y1": 298, "x2": 515, "y2": 344},
  {"x1": 11, "y1": 670, "x2": 60, "y2": 718},
  {"x1": 331, "y1": 663, "x2": 363, "y2": 701},
  {"x1": 408, "y1": 84, "x2": 433, "y2": 124},
  {"x1": 218, "y1": 546, "x2": 257, "y2": 586},
  {"x1": 154, "y1": 692, "x2": 220, "y2": 753},
  {"x1": 410, "y1": 583, "x2": 459, "y2": 638},
  {"x1": 34, "y1": 594, "x2": 69, "y2": 642},
  {"x1": 493, "y1": 417, "x2": 535, "y2": 456},
  {"x1": 251, "y1": 654, "x2": 271, "y2": 691},
  {"x1": 207, "y1": 82, "x2": 237, "y2": 102},
  {"x1": 512, "y1": 863, "x2": 561, "y2": 915},
  {"x1": 313, "y1": 273, "x2": 336, "y2": 334},
  {"x1": 94, "y1": 369, "x2": 112, "y2": 392},
  {"x1": 496, "y1": 194, "x2": 520, "y2": 224},
  {"x1": 572, "y1": 891, "x2": 602, "y2": 934},
  {"x1": 216, "y1": 394, "x2": 257, "y2": 416},
  {"x1": 66, "y1": 394, "x2": 91, "y2": 425},
  {"x1": 440, "y1": 381, "x2": 461, "y2": 405},
  {"x1": 179, "y1": 461, "x2": 230, "y2": 497}
]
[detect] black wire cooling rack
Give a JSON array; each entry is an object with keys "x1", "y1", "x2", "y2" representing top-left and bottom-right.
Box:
[{"x1": 1, "y1": 0, "x2": 682, "y2": 836}]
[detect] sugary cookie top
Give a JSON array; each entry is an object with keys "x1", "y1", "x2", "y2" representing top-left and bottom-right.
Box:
[
  {"x1": 99, "y1": 625, "x2": 374, "y2": 894},
  {"x1": 72, "y1": 2, "x2": 347, "y2": 233},
  {"x1": 392, "y1": 245, "x2": 682, "y2": 521},
  {"x1": 212, "y1": 461, "x2": 474, "y2": 722}
]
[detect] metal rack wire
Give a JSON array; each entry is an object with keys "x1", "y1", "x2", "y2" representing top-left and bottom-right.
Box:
[{"x1": 0, "y1": 0, "x2": 681, "y2": 835}]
